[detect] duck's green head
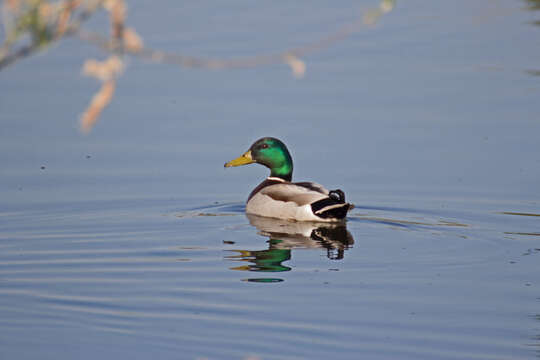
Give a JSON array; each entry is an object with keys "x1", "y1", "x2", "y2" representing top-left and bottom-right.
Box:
[{"x1": 224, "y1": 137, "x2": 293, "y2": 181}]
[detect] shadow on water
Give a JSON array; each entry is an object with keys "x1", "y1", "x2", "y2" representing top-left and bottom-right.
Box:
[
  {"x1": 187, "y1": 202, "x2": 246, "y2": 213},
  {"x1": 175, "y1": 202, "x2": 246, "y2": 218},
  {"x1": 531, "y1": 310, "x2": 540, "y2": 358},
  {"x1": 350, "y1": 204, "x2": 471, "y2": 229},
  {"x1": 348, "y1": 210, "x2": 468, "y2": 230},
  {"x1": 226, "y1": 214, "x2": 354, "y2": 283}
]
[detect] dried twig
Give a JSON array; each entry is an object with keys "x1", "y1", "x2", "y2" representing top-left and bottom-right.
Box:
[
  {"x1": 80, "y1": 79, "x2": 115, "y2": 133},
  {"x1": 80, "y1": 54, "x2": 123, "y2": 132}
]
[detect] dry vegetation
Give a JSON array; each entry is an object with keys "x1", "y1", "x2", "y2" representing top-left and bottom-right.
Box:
[{"x1": 1, "y1": 0, "x2": 395, "y2": 132}]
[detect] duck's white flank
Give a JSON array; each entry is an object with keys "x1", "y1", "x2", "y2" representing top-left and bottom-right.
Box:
[{"x1": 246, "y1": 178, "x2": 343, "y2": 222}]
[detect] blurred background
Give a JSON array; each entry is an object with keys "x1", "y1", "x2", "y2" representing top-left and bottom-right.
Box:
[{"x1": 1, "y1": 0, "x2": 538, "y2": 206}]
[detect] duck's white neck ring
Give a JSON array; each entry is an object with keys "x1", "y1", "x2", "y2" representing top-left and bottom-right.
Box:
[{"x1": 267, "y1": 176, "x2": 287, "y2": 182}]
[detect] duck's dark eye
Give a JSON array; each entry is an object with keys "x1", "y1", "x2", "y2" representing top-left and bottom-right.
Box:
[{"x1": 261, "y1": 144, "x2": 269, "y2": 149}]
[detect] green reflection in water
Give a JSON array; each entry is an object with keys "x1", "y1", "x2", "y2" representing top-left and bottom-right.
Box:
[
  {"x1": 525, "y1": 0, "x2": 540, "y2": 23},
  {"x1": 226, "y1": 215, "x2": 354, "y2": 282},
  {"x1": 525, "y1": 0, "x2": 540, "y2": 76},
  {"x1": 499, "y1": 211, "x2": 540, "y2": 217},
  {"x1": 523, "y1": 0, "x2": 540, "y2": 76},
  {"x1": 534, "y1": 313, "x2": 540, "y2": 357},
  {"x1": 227, "y1": 241, "x2": 292, "y2": 272},
  {"x1": 242, "y1": 278, "x2": 284, "y2": 283}
]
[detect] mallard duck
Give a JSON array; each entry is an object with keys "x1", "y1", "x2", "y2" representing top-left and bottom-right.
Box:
[{"x1": 224, "y1": 137, "x2": 352, "y2": 222}]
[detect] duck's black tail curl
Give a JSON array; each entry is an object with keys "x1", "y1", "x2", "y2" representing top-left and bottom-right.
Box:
[{"x1": 311, "y1": 189, "x2": 351, "y2": 220}]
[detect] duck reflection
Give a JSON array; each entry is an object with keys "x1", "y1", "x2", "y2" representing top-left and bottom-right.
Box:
[{"x1": 226, "y1": 215, "x2": 354, "y2": 282}]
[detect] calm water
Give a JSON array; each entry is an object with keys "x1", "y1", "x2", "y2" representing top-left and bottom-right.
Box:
[{"x1": 1, "y1": 1, "x2": 540, "y2": 359}]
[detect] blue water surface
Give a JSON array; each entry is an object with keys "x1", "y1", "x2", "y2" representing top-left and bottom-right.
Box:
[{"x1": 1, "y1": 1, "x2": 539, "y2": 359}]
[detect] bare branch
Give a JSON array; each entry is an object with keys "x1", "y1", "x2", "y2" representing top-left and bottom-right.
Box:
[
  {"x1": 1, "y1": 0, "x2": 395, "y2": 72},
  {"x1": 0, "y1": 0, "x2": 396, "y2": 133},
  {"x1": 75, "y1": 0, "x2": 395, "y2": 73},
  {"x1": 0, "y1": 0, "x2": 104, "y2": 70}
]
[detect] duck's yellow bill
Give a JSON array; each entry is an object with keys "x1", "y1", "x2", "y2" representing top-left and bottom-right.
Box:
[{"x1": 224, "y1": 150, "x2": 254, "y2": 167}]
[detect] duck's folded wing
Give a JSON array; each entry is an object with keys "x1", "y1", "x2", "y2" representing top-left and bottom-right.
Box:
[{"x1": 259, "y1": 182, "x2": 329, "y2": 206}]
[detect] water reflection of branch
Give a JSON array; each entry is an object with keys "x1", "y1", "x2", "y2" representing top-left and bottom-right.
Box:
[
  {"x1": 0, "y1": 0, "x2": 395, "y2": 132},
  {"x1": 525, "y1": 69, "x2": 540, "y2": 77},
  {"x1": 524, "y1": 0, "x2": 540, "y2": 25}
]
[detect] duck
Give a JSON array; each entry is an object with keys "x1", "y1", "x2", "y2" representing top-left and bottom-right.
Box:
[{"x1": 224, "y1": 137, "x2": 352, "y2": 222}]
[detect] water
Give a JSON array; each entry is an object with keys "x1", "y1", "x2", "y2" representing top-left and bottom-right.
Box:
[{"x1": 1, "y1": 1, "x2": 539, "y2": 359}]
